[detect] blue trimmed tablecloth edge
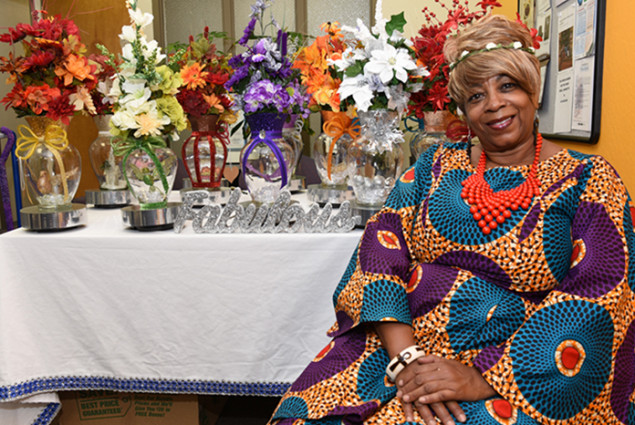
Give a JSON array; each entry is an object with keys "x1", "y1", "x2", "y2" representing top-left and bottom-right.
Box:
[{"x1": 0, "y1": 376, "x2": 291, "y2": 425}]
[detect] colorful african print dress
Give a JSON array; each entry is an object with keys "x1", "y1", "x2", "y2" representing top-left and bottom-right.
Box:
[{"x1": 270, "y1": 143, "x2": 635, "y2": 425}]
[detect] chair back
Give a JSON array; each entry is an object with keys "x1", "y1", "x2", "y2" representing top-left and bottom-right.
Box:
[{"x1": 0, "y1": 127, "x2": 20, "y2": 230}]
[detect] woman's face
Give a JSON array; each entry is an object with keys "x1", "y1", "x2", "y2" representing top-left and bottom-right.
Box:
[{"x1": 463, "y1": 74, "x2": 536, "y2": 154}]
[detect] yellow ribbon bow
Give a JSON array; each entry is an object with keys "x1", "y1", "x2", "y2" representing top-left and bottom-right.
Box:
[
  {"x1": 323, "y1": 114, "x2": 361, "y2": 180},
  {"x1": 16, "y1": 122, "x2": 71, "y2": 202},
  {"x1": 15, "y1": 123, "x2": 69, "y2": 160}
]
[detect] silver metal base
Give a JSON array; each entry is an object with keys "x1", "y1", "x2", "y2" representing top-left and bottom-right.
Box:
[
  {"x1": 180, "y1": 187, "x2": 233, "y2": 205},
  {"x1": 21, "y1": 204, "x2": 87, "y2": 231},
  {"x1": 121, "y1": 203, "x2": 182, "y2": 230},
  {"x1": 351, "y1": 201, "x2": 382, "y2": 229},
  {"x1": 307, "y1": 184, "x2": 354, "y2": 206},
  {"x1": 288, "y1": 177, "x2": 305, "y2": 192},
  {"x1": 85, "y1": 189, "x2": 132, "y2": 208}
]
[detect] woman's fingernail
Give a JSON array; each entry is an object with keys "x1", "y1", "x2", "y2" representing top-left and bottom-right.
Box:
[
  {"x1": 403, "y1": 395, "x2": 410, "y2": 402},
  {"x1": 458, "y1": 414, "x2": 467, "y2": 422}
]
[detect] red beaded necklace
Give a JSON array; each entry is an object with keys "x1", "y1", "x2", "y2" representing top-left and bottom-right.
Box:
[{"x1": 461, "y1": 133, "x2": 543, "y2": 235}]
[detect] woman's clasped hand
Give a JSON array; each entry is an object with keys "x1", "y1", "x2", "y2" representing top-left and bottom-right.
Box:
[{"x1": 396, "y1": 356, "x2": 496, "y2": 424}]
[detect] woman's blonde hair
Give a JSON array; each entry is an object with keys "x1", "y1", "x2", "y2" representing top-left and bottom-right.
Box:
[{"x1": 444, "y1": 15, "x2": 540, "y2": 110}]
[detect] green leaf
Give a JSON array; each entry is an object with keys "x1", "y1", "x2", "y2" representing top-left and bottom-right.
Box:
[
  {"x1": 345, "y1": 62, "x2": 363, "y2": 78},
  {"x1": 192, "y1": 38, "x2": 211, "y2": 59},
  {"x1": 130, "y1": 164, "x2": 144, "y2": 181},
  {"x1": 385, "y1": 12, "x2": 407, "y2": 37}
]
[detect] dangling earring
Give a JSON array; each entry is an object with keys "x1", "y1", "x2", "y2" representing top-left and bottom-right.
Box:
[
  {"x1": 533, "y1": 115, "x2": 540, "y2": 145},
  {"x1": 467, "y1": 127, "x2": 473, "y2": 159}
]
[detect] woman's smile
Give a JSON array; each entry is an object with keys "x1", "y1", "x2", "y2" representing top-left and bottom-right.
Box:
[{"x1": 487, "y1": 115, "x2": 514, "y2": 130}]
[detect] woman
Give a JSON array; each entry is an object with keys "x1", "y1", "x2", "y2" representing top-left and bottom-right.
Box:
[{"x1": 269, "y1": 14, "x2": 635, "y2": 425}]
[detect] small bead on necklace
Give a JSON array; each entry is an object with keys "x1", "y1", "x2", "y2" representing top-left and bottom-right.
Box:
[{"x1": 461, "y1": 134, "x2": 543, "y2": 235}]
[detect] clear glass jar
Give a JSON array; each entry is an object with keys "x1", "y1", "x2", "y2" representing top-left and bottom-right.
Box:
[
  {"x1": 19, "y1": 116, "x2": 81, "y2": 210},
  {"x1": 124, "y1": 145, "x2": 178, "y2": 209},
  {"x1": 347, "y1": 109, "x2": 405, "y2": 207},
  {"x1": 240, "y1": 112, "x2": 294, "y2": 204},
  {"x1": 182, "y1": 114, "x2": 229, "y2": 188},
  {"x1": 409, "y1": 111, "x2": 455, "y2": 160},
  {"x1": 313, "y1": 110, "x2": 356, "y2": 187},
  {"x1": 88, "y1": 115, "x2": 127, "y2": 190}
]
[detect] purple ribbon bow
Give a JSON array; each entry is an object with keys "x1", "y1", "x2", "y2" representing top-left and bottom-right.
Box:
[{"x1": 241, "y1": 130, "x2": 288, "y2": 189}]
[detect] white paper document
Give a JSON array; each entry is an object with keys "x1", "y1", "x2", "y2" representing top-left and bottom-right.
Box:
[
  {"x1": 574, "y1": 0, "x2": 596, "y2": 58},
  {"x1": 572, "y1": 57, "x2": 594, "y2": 132},
  {"x1": 554, "y1": 69, "x2": 574, "y2": 134}
]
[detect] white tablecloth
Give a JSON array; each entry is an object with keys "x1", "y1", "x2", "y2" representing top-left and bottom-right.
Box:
[{"x1": 0, "y1": 193, "x2": 362, "y2": 424}]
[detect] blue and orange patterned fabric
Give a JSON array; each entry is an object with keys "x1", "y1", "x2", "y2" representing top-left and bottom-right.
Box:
[{"x1": 270, "y1": 142, "x2": 635, "y2": 424}]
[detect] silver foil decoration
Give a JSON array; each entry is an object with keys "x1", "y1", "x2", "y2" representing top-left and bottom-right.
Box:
[
  {"x1": 174, "y1": 188, "x2": 360, "y2": 234},
  {"x1": 357, "y1": 109, "x2": 405, "y2": 153}
]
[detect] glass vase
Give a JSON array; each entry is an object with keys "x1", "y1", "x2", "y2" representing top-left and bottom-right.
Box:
[
  {"x1": 347, "y1": 109, "x2": 405, "y2": 207},
  {"x1": 409, "y1": 110, "x2": 455, "y2": 160},
  {"x1": 88, "y1": 115, "x2": 127, "y2": 190},
  {"x1": 313, "y1": 110, "x2": 356, "y2": 187},
  {"x1": 18, "y1": 116, "x2": 81, "y2": 210},
  {"x1": 240, "y1": 112, "x2": 294, "y2": 204},
  {"x1": 123, "y1": 144, "x2": 178, "y2": 209},
  {"x1": 282, "y1": 114, "x2": 303, "y2": 178},
  {"x1": 182, "y1": 115, "x2": 229, "y2": 189}
]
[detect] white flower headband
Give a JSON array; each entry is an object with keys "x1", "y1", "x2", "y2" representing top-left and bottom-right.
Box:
[{"x1": 449, "y1": 41, "x2": 536, "y2": 70}]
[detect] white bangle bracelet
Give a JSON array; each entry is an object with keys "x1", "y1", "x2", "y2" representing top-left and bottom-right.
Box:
[{"x1": 386, "y1": 345, "x2": 426, "y2": 382}]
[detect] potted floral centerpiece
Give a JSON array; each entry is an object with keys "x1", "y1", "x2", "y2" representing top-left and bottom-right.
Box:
[
  {"x1": 107, "y1": 0, "x2": 187, "y2": 218},
  {"x1": 175, "y1": 27, "x2": 236, "y2": 190},
  {"x1": 226, "y1": 0, "x2": 310, "y2": 204},
  {"x1": 334, "y1": 0, "x2": 426, "y2": 208},
  {"x1": 407, "y1": 0, "x2": 501, "y2": 158},
  {"x1": 0, "y1": 9, "x2": 98, "y2": 229},
  {"x1": 293, "y1": 22, "x2": 358, "y2": 192}
]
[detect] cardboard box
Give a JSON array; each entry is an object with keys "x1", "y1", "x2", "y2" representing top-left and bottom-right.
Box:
[
  {"x1": 57, "y1": 391, "x2": 198, "y2": 425},
  {"x1": 197, "y1": 396, "x2": 227, "y2": 425}
]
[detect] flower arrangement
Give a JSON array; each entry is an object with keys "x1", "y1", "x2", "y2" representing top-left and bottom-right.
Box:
[
  {"x1": 330, "y1": 0, "x2": 426, "y2": 114},
  {"x1": 408, "y1": 0, "x2": 501, "y2": 117},
  {"x1": 0, "y1": 10, "x2": 98, "y2": 124},
  {"x1": 175, "y1": 27, "x2": 237, "y2": 124},
  {"x1": 292, "y1": 22, "x2": 347, "y2": 113},
  {"x1": 225, "y1": 0, "x2": 310, "y2": 118},
  {"x1": 107, "y1": 0, "x2": 186, "y2": 143}
]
